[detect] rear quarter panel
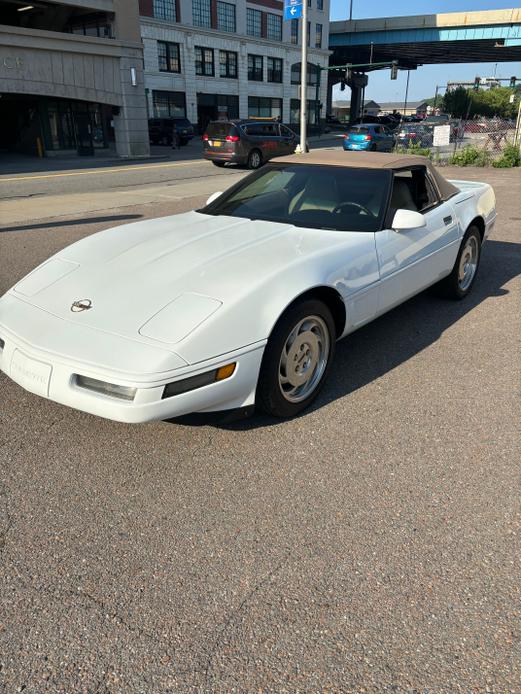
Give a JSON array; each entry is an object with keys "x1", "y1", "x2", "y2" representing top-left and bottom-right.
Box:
[{"x1": 448, "y1": 181, "x2": 497, "y2": 240}]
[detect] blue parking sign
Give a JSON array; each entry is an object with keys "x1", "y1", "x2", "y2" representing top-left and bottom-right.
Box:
[{"x1": 284, "y1": 0, "x2": 302, "y2": 21}]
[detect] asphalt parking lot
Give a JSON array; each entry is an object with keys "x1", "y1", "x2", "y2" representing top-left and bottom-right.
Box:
[{"x1": 0, "y1": 165, "x2": 520, "y2": 693}]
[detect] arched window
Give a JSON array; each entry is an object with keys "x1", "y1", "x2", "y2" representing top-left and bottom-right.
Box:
[{"x1": 290, "y1": 62, "x2": 319, "y2": 86}]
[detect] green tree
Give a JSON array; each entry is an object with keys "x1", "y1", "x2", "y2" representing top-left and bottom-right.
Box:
[{"x1": 442, "y1": 86, "x2": 517, "y2": 119}]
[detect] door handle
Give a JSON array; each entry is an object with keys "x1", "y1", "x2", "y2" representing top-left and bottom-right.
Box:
[{"x1": 443, "y1": 215, "x2": 453, "y2": 226}]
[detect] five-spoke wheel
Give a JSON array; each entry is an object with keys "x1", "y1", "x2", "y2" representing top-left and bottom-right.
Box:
[{"x1": 257, "y1": 299, "x2": 335, "y2": 417}]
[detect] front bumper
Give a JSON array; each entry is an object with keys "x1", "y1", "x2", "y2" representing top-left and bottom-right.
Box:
[{"x1": 0, "y1": 324, "x2": 265, "y2": 424}]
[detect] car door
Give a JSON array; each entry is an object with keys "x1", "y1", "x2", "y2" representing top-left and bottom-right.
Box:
[
  {"x1": 375, "y1": 167, "x2": 460, "y2": 314},
  {"x1": 383, "y1": 127, "x2": 395, "y2": 151},
  {"x1": 279, "y1": 124, "x2": 297, "y2": 155},
  {"x1": 372, "y1": 126, "x2": 383, "y2": 150},
  {"x1": 261, "y1": 123, "x2": 282, "y2": 160}
]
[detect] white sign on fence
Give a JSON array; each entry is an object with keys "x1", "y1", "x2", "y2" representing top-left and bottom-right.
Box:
[{"x1": 433, "y1": 125, "x2": 451, "y2": 147}]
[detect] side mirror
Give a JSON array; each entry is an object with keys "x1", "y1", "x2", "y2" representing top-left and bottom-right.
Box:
[
  {"x1": 205, "y1": 191, "x2": 222, "y2": 206},
  {"x1": 392, "y1": 209, "x2": 426, "y2": 231}
]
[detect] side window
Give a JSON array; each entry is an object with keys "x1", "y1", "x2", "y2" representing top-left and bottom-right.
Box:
[
  {"x1": 423, "y1": 174, "x2": 441, "y2": 209},
  {"x1": 280, "y1": 125, "x2": 293, "y2": 137},
  {"x1": 261, "y1": 124, "x2": 278, "y2": 136},
  {"x1": 391, "y1": 167, "x2": 441, "y2": 213},
  {"x1": 390, "y1": 170, "x2": 418, "y2": 212}
]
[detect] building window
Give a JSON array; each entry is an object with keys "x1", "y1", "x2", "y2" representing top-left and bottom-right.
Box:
[
  {"x1": 247, "y1": 8, "x2": 262, "y2": 37},
  {"x1": 266, "y1": 13, "x2": 282, "y2": 41},
  {"x1": 291, "y1": 62, "x2": 318, "y2": 86},
  {"x1": 291, "y1": 19, "x2": 298, "y2": 44},
  {"x1": 307, "y1": 0, "x2": 311, "y2": 6},
  {"x1": 153, "y1": 0, "x2": 177, "y2": 21},
  {"x1": 248, "y1": 97, "x2": 282, "y2": 119},
  {"x1": 315, "y1": 23, "x2": 322, "y2": 48},
  {"x1": 68, "y1": 16, "x2": 111, "y2": 37},
  {"x1": 248, "y1": 54, "x2": 263, "y2": 81},
  {"x1": 195, "y1": 46, "x2": 214, "y2": 76},
  {"x1": 267, "y1": 57, "x2": 282, "y2": 83},
  {"x1": 307, "y1": 21, "x2": 310, "y2": 46},
  {"x1": 217, "y1": 1, "x2": 236, "y2": 31},
  {"x1": 290, "y1": 99, "x2": 318, "y2": 125},
  {"x1": 219, "y1": 50, "x2": 237, "y2": 78},
  {"x1": 152, "y1": 90, "x2": 186, "y2": 118},
  {"x1": 193, "y1": 0, "x2": 211, "y2": 28},
  {"x1": 158, "y1": 41, "x2": 181, "y2": 73},
  {"x1": 317, "y1": 0, "x2": 323, "y2": 9}
]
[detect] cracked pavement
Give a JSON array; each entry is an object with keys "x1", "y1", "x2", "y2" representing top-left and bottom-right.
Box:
[{"x1": 0, "y1": 165, "x2": 520, "y2": 693}]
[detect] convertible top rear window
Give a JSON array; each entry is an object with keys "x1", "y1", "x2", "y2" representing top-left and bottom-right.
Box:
[{"x1": 202, "y1": 164, "x2": 392, "y2": 232}]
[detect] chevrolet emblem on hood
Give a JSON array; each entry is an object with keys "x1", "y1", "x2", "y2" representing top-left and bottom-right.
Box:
[{"x1": 71, "y1": 299, "x2": 93, "y2": 313}]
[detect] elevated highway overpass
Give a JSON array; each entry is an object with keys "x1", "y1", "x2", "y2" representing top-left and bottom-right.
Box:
[{"x1": 328, "y1": 8, "x2": 521, "y2": 119}]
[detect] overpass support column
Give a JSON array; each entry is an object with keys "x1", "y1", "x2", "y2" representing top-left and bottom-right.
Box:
[
  {"x1": 326, "y1": 71, "x2": 335, "y2": 116},
  {"x1": 348, "y1": 72, "x2": 368, "y2": 123}
]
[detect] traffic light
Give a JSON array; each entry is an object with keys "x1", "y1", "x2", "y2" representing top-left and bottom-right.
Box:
[
  {"x1": 510, "y1": 76, "x2": 517, "y2": 88},
  {"x1": 390, "y1": 60, "x2": 398, "y2": 80},
  {"x1": 474, "y1": 76, "x2": 480, "y2": 91}
]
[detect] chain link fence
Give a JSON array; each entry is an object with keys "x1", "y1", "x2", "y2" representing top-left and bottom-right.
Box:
[{"x1": 393, "y1": 116, "x2": 520, "y2": 165}]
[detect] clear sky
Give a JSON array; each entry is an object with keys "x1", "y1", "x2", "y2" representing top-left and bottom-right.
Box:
[{"x1": 329, "y1": 0, "x2": 521, "y2": 104}]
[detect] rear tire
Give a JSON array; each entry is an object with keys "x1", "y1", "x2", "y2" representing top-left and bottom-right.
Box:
[
  {"x1": 256, "y1": 299, "x2": 336, "y2": 418},
  {"x1": 433, "y1": 226, "x2": 482, "y2": 299},
  {"x1": 247, "y1": 149, "x2": 262, "y2": 170}
]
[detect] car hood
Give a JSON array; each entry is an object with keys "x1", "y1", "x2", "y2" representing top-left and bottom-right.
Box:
[{"x1": 10, "y1": 211, "x2": 346, "y2": 349}]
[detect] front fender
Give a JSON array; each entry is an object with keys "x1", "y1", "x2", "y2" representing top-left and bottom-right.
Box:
[{"x1": 175, "y1": 232, "x2": 379, "y2": 365}]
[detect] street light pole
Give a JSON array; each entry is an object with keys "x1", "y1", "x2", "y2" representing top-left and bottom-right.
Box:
[
  {"x1": 297, "y1": 0, "x2": 308, "y2": 153},
  {"x1": 349, "y1": 0, "x2": 353, "y2": 21},
  {"x1": 403, "y1": 70, "x2": 410, "y2": 116}
]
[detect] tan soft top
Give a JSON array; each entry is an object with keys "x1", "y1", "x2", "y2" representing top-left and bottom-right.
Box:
[{"x1": 275, "y1": 149, "x2": 460, "y2": 201}]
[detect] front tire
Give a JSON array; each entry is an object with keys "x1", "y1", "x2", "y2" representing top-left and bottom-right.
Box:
[
  {"x1": 435, "y1": 226, "x2": 482, "y2": 299},
  {"x1": 256, "y1": 300, "x2": 336, "y2": 418},
  {"x1": 212, "y1": 161, "x2": 226, "y2": 167}
]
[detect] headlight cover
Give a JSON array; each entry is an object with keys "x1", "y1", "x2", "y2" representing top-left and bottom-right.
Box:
[
  {"x1": 139, "y1": 293, "x2": 222, "y2": 344},
  {"x1": 14, "y1": 258, "x2": 79, "y2": 297}
]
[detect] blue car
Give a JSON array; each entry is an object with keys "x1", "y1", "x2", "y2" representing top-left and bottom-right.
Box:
[{"x1": 343, "y1": 124, "x2": 395, "y2": 152}]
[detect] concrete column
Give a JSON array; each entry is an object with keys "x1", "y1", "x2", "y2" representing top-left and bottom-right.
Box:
[
  {"x1": 326, "y1": 71, "x2": 335, "y2": 117},
  {"x1": 238, "y1": 42, "x2": 248, "y2": 119},
  {"x1": 348, "y1": 72, "x2": 368, "y2": 123},
  {"x1": 114, "y1": 53, "x2": 150, "y2": 158},
  {"x1": 184, "y1": 35, "x2": 197, "y2": 124}
]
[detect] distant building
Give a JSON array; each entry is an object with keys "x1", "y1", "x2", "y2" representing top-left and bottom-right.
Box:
[
  {"x1": 139, "y1": 0, "x2": 331, "y2": 131},
  {"x1": 332, "y1": 99, "x2": 430, "y2": 120},
  {"x1": 331, "y1": 99, "x2": 380, "y2": 120}
]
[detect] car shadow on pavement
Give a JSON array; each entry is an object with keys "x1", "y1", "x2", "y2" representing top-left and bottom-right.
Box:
[
  {"x1": 0, "y1": 214, "x2": 142, "y2": 233},
  {"x1": 172, "y1": 238, "x2": 518, "y2": 431}
]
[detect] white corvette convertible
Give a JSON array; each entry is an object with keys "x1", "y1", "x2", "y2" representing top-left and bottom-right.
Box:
[{"x1": 0, "y1": 151, "x2": 496, "y2": 423}]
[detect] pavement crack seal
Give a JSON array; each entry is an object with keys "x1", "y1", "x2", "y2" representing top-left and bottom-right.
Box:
[
  {"x1": 0, "y1": 483, "x2": 13, "y2": 560},
  {"x1": 203, "y1": 550, "x2": 292, "y2": 683}
]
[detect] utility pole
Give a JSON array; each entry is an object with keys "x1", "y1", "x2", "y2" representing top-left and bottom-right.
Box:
[
  {"x1": 349, "y1": 0, "x2": 353, "y2": 21},
  {"x1": 403, "y1": 70, "x2": 410, "y2": 116},
  {"x1": 297, "y1": 0, "x2": 308, "y2": 153}
]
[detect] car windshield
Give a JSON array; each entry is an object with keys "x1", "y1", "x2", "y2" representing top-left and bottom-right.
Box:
[{"x1": 201, "y1": 164, "x2": 391, "y2": 232}]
